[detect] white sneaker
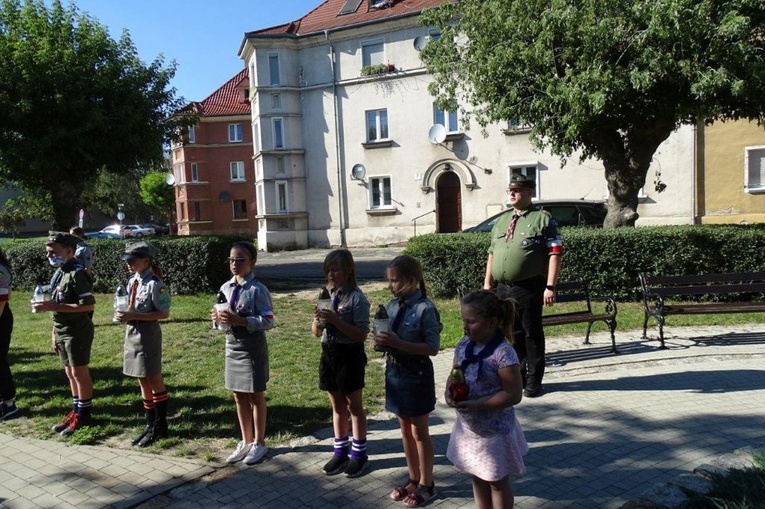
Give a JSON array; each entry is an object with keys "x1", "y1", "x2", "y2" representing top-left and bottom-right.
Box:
[
  {"x1": 226, "y1": 440, "x2": 252, "y2": 464},
  {"x1": 244, "y1": 443, "x2": 268, "y2": 465}
]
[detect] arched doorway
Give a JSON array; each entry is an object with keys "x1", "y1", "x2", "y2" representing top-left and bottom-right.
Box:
[{"x1": 436, "y1": 170, "x2": 462, "y2": 232}]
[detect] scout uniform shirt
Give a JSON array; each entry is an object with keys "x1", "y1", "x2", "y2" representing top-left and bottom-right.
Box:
[
  {"x1": 50, "y1": 259, "x2": 95, "y2": 323},
  {"x1": 321, "y1": 285, "x2": 370, "y2": 345},
  {"x1": 488, "y1": 207, "x2": 563, "y2": 283},
  {"x1": 127, "y1": 267, "x2": 171, "y2": 316},
  {"x1": 219, "y1": 273, "x2": 275, "y2": 336},
  {"x1": 384, "y1": 289, "x2": 442, "y2": 355}
]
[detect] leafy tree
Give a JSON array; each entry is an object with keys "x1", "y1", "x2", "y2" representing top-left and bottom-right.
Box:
[
  {"x1": 420, "y1": 0, "x2": 765, "y2": 226},
  {"x1": 139, "y1": 170, "x2": 174, "y2": 224},
  {"x1": 0, "y1": 0, "x2": 194, "y2": 229}
]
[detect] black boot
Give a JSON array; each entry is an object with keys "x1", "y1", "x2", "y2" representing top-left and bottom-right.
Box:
[
  {"x1": 132, "y1": 407, "x2": 155, "y2": 446},
  {"x1": 138, "y1": 399, "x2": 168, "y2": 447}
]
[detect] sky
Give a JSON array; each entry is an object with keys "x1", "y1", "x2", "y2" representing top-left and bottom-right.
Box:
[{"x1": 65, "y1": 1, "x2": 322, "y2": 103}]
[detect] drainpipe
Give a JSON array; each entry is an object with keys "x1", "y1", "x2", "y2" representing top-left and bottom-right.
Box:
[
  {"x1": 326, "y1": 29, "x2": 347, "y2": 247},
  {"x1": 691, "y1": 123, "x2": 698, "y2": 224}
]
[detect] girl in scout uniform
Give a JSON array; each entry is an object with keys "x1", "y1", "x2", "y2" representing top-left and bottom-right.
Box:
[
  {"x1": 114, "y1": 242, "x2": 171, "y2": 447},
  {"x1": 311, "y1": 249, "x2": 371, "y2": 478},
  {"x1": 211, "y1": 241, "x2": 274, "y2": 466},
  {"x1": 0, "y1": 246, "x2": 18, "y2": 420},
  {"x1": 34, "y1": 233, "x2": 96, "y2": 437},
  {"x1": 374, "y1": 255, "x2": 442, "y2": 507}
]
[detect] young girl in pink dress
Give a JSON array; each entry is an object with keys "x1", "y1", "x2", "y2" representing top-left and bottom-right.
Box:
[{"x1": 445, "y1": 290, "x2": 528, "y2": 508}]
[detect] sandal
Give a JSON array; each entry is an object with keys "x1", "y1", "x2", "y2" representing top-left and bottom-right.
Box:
[
  {"x1": 403, "y1": 483, "x2": 436, "y2": 508},
  {"x1": 390, "y1": 478, "x2": 419, "y2": 501}
]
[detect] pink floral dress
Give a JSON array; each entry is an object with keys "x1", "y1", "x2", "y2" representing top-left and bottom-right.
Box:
[{"x1": 446, "y1": 335, "x2": 528, "y2": 481}]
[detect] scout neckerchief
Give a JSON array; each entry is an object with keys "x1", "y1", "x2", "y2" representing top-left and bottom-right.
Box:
[
  {"x1": 390, "y1": 299, "x2": 407, "y2": 334},
  {"x1": 460, "y1": 329, "x2": 506, "y2": 375},
  {"x1": 505, "y1": 213, "x2": 520, "y2": 242}
]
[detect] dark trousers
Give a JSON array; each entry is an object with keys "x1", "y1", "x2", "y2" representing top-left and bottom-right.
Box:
[
  {"x1": 0, "y1": 305, "x2": 15, "y2": 401},
  {"x1": 497, "y1": 277, "x2": 546, "y2": 388}
]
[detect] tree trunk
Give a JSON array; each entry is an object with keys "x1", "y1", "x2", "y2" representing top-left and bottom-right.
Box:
[
  {"x1": 49, "y1": 178, "x2": 84, "y2": 232},
  {"x1": 595, "y1": 123, "x2": 675, "y2": 228}
]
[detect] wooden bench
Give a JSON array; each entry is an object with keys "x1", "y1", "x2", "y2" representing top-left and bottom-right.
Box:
[
  {"x1": 542, "y1": 281, "x2": 618, "y2": 353},
  {"x1": 640, "y1": 271, "x2": 765, "y2": 348}
]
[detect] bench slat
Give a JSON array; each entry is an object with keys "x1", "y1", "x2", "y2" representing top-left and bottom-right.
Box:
[
  {"x1": 644, "y1": 272, "x2": 765, "y2": 286},
  {"x1": 648, "y1": 282, "x2": 765, "y2": 296},
  {"x1": 654, "y1": 302, "x2": 765, "y2": 315}
]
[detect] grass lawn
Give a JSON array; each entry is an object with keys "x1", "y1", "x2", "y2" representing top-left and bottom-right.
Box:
[{"x1": 3, "y1": 281, "x2": 765, "y2": 462}]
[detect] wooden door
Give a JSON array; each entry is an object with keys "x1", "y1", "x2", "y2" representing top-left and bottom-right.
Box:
[{"x1": 436, "y1": 171, "x2": 461, "y2": 233}]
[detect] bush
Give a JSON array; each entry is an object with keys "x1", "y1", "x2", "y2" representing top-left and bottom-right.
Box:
[
  {"x1": 3, "y1": 235, "x2": 254, "y2": 295},
  {"x1": 405, "y1": 224, "x2": 765, "y2": 300}
]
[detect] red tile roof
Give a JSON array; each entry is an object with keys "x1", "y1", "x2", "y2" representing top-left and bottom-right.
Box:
[
  {"x1": 189, "y1": 67, "x2": 250, "y2": 117},
  {"x1": 250, "y1": 0, "x2": 451, "y2": 37}
]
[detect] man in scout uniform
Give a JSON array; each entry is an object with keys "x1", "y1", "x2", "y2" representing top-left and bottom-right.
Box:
[
  {"x1": 483, "y1": 175, "x2": 562, "y2": 397},
  {"x1": 34, "y1": 232, "x2": 96, "y2": 436}
]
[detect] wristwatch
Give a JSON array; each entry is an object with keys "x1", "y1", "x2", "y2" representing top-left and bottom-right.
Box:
[{"x1": 545, "y1": 285, "x2": 556, "y2": 291}]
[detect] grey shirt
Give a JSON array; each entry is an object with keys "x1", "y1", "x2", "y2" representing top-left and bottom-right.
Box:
[
  {"x1": 385, "y1": 290, "x2": 442, "y2": 352},
  {"x1": 322, "y1": 285, "x2": 370, "y2": 345}
]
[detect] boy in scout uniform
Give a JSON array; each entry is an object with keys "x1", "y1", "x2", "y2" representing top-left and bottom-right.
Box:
[
  {"x1": 483, "y1": 175, "x2": 562, "y2": 398},
  {"x1": 34, "y1": 233, "x2": 96, "y2": 436}
]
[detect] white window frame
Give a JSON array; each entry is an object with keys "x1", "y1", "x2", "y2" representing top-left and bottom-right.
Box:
[
  {"x1": 187, "y1": 125, "x2": 196, "y2": 144},
  {"x1": 229, "y1": 124, "x2": 243, "y2": 143},
  {"x1": 433, "y1": 103, "x2": 459, "y2": 133},
  {"x1": 232, "y1": 199, "x2": 247, "y2": 220},
  {"x1": 268, "y1": 52, "x2": 280, "y2": 86},
  {"x1": 508, "y1": 163, "x2": 539, "y2": 199},
  {"x1": 745, "y1": 145, "x2": 765, "y2": 193},
  {"x1": 230, "y1": 161, "x2": 246, "y2": 181},
  {"x1": 272, "y1": 117, "x2": 285, "y2": 150},
  {"x1": 252, "y1": 121, "x2": 260, "y2": 153},
  {"x1": 190, "y1": 163, "x2": 199, "y2": 182},
  {"x1": 175, "y1": 163, "x2": 185, "y2": 185},
  {"x1": 249, "y1": 59, "x2": 256, "y2": 87},
  {"x1": 255, "y1": 159, "x2": 263, "y2": 181},
  {"x1": 362, "y1": 39, "x2": 384, "y2": 67},
  {"x1": 366, "y1": 109, "x2": 389, "y2": 142},
  {"x1": 276, "y1": 180, "x2": 289, "y2": 213},
  {"x1": 369, "y1": 175, "x2": 392, "y2": 208},
  {"x1": 257, "y1": 183, "x2": 266, "y2": 215}
]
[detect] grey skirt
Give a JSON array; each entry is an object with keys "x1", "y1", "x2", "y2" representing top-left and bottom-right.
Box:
[
  {"x1": 123, "y1": 321, "x2": 162, "y2": 377},
  {"x1": 225, "y1": 331, "x2": 269, "y2": 393}
]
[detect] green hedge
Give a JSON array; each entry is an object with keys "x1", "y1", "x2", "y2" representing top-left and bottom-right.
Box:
[
  {"x1": 404, "y1": 225, "x2": 765, "y2": 300},
  {"x1": 2, "y1": 235, "x2": 254, "y2": 295}
]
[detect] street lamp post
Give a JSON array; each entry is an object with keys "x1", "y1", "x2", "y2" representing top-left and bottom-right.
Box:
[{"x1": 117, "y1": 204, "x2": 125, "y2": 237}]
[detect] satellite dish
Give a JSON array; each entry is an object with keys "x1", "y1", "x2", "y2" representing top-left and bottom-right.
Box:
[
  {"x1": 413, "y1": 36, "x2": 427, "y2": 52},
  {"x1": 219, "y1": 191, "x2": 230, "y2": 202},
  {"x1": 350, "y1": 164, "x2": 366, "y2": 181},
  {"x1": 428, "y1": 124, "x2": 447, "y2": 144},
  {"x1": 165, "y1": 173, "x2": 175, "y2": 185}
]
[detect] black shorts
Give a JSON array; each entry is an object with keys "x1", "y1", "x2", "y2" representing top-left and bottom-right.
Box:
[{"x1": 319, "y1": 342, "x2": 366, "y2": 396}]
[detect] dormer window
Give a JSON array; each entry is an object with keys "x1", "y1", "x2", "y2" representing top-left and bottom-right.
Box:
[{"x1": 339, "y1": 0, "x2": 362, "y2": 15}]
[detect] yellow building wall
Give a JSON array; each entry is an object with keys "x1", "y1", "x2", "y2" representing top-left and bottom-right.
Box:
[{"x1": 700, "y1": 120, "x2": 765, "y2": 224}]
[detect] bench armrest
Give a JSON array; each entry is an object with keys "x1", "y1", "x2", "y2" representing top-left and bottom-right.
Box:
[
  {"x1": 601, "y1": 297, "x2": 617, "y2": 318},
  {"x1": 642, "y1": 292, "x2": 665, "y2": 313}
]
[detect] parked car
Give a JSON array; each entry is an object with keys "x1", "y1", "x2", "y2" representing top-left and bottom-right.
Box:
[
  {"x1": 86, "y1": 230, "x2": 122, "y2": 239},
  {"x1": 141, "y1": 222, "x2": 170, "y2": 235},
  {"x1": 90, "y1": 224, "x2": 133, "y2": 238},
  {"x1": 463, "y1": 200, "x2": 608, "y2": 233},
  {"x1": 125, "y1": 224, "x2": 155, "y2": 237}
]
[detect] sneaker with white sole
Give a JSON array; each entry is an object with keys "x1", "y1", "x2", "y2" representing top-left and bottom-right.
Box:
[
  {"x1": 0, "y1": 401, "x2": 19, "y2": 421},
  {"x1": 323, "y1": 454, "x2": 350, "y2": 475},
  {"x1": 226, "y1": 440, "x2": 253, "y2": 464},
  {"x1": 344, "y1": 456, "x2": 369, "y2": 478},
  {"x1": 243, "y1": 443, "x2": 268, "y2": 465}
]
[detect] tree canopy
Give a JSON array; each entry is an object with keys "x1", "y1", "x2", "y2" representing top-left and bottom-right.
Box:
[
  {"x1": 0, "y1": 0, "x2": 193, "y2": 229},
  {"x1": 139, "y1": 170, "x2": 175, "y2": 224},
  {"x1": 420, "y1": 0, "x2": 765, "y2": 226}
]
